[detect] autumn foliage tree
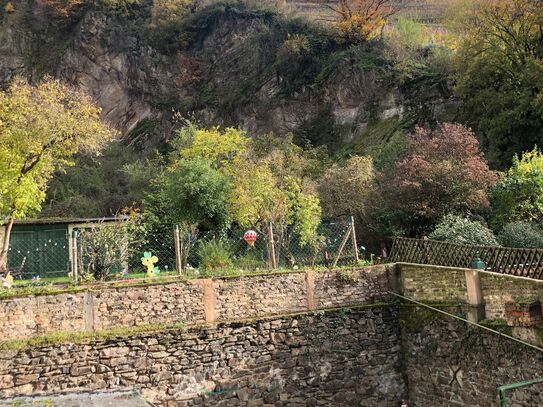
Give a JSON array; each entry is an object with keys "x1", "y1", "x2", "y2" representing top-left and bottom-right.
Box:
[
  {"x1": 0, "y1": 79, "x2": 115, "y2": 273},
  {"x1": 145, "y1": 126, "x2": 323, "y2": 249},
  {"x1": 378, "y1": 123, "x2": 497, "y2": 236},
  {"x1": 325, "y1": 0, "x2": 408, "y2": 42}
]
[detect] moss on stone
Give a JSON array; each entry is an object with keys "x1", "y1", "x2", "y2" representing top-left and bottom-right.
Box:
[{"x1": 0, "y1": 303, "x2": 394, "y2": 351}]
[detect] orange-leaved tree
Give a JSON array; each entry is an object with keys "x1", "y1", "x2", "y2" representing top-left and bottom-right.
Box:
[{"x1": 324, "y1": 0, "x2": 410, "y2": 42}]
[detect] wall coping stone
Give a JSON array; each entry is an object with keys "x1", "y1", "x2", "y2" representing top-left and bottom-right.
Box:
[{"x1": 0, "y1": 264, "x2": 394, "y2": 301}]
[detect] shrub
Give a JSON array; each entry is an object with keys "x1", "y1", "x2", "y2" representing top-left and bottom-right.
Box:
[
  {"x1": 491, "y1": 148, "x2": 543, "y2": 229},
  {"x1": 79, "y1": 218, "x2": 143, "y2": 281},
  {"x1": 429, "y1": 214, "x2": 499, "y2": 246},
  {"x1": 197, "y1": 239, "x2": 234, "y2": 272},
  {"x1": 233, "y1": 251, "x2": 266, "y2": 271},
  {"x1": 146, "y1": 0, "x2": 193, "y2": 51},
  {"x1": 384, "y1": 17, "x2": 425, "y2": 61},
  {"x1": 498, "y1": 222, "x2": 543, "y2": 249}
]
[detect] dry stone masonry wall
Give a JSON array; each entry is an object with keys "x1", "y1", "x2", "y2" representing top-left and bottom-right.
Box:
[
  {"x1": 402, "y1": 307, "x2": 543, "y2": 406},
  {"x1": 212, "y1": 273, "x2": 308, "y2": 321},
  {"x1": 0, "y1": 293, "x2": 86, "y2": 341},
  {"x1": 93, "y1": 283, "x2": 206, "y2": 331},
  {"x1": 0, "y1": 266, "x2": 391, "y2": 342},
  {"x1": 4, "y1": 264, "x2": 543, "y2": 405},
  {"x1": 0, "y1": 308, "x2": 406, "y2": 406}
]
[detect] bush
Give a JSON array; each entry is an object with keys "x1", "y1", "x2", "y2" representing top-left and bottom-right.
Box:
[
  {"x1": 491, "y1": 148, "x2": 543, "y2": 229},
  {"x1": 197, "y1": 239, "x2": 234, "y2": 272},
  {"x1": 429, "y1": 214, "x2": 499, "y2": 246},
  {"x1": 79, "y1": 218, "x2": 143, "y2": 281},
  {"x1": 384, "y1": 17, "x2": 425, "y2": 61},
  {"x1": 146, "y1": 0, "x2": 194, "y2": 51},
  {"x1": 498, "y1": 222, "x2": 543, "y2": 249},
  {"x1": 233, "y1": 251, "x2": 266, "y2": 271}
]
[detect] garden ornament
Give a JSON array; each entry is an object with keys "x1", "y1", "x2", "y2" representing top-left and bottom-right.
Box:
[
  {"x1": 2, "y1": 272, "x2": 13, "y2": 289},
  {"x1": 243, "y1": 230, "x2": 257, "y2": 246},
  {"x1": 141, "y1": 251, "x2": 160, "y2": 277}
]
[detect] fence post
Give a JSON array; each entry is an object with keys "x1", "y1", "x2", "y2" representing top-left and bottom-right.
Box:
[
  {"x1": 268, "y1": 221, "x2": 277, "y2": 269},
  {"x1": 71, "y1": 230, "x2": 79, "y2": 282},
  {"x1": 350, "y1": 215, "x2": 359, "y2": 263},
  {"x1": 332, "y1": 225, "x2": 352, "y2": 269},
  {"x1": 174, "y1": 224, "x2": 182, "y2": 275}
]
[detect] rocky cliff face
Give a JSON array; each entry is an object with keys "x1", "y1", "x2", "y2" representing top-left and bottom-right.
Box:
[{"x1": 0, "y1": 0, "x2": 455, "y2": 150}]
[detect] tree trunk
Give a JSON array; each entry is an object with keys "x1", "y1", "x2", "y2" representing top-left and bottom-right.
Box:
[{"x1": 0, "y1": 217, "x2": 14, "y2": 274}]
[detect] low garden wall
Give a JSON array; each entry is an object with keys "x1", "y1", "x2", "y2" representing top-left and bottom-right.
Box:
[
  {"x1": 398, "y1": 263, "x2": 543, "y2": 320},
  {"x1": 0, "y1": 266, "x2": 391, "y2": 341}
]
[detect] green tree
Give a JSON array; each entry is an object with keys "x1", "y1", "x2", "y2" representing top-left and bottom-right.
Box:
[
  {"x1": 453, "y1": 0, "x2": 543, "y2": 167},
  {"x1": 317, "y1": 155, "x2": 375, "y2": 222},
  {"x1": 0, "y1": 78, "x2": 115, "y2": 273},
  {"x1": 226, "y1": 134, "x2": 323, "y2": 248},
  {"x1": 147, "y1": 125, "x2": 323, "y2": 249},
  {"x1": 143, "y1": 157, "x2": 231, "y2": 231},
  {"x1": 491, "y1": 148, "x2": 543, "y2": 228}
]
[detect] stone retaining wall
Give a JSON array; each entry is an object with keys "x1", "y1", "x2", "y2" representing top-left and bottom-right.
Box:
[
  {"x1": 399, "y1": 263, "x2": 468, "y2": 303},
  {"x1": 0, "y1": 293, "x2": 86, "y2": 340},
  {"x1": 0, "y1": 266, "x2": 391, "y2": 341},
  {"x1": 398, "y1": 263, "x2": 543, "y2": 321},
  {"x1": 403, "y1": 307, "x2": 543, "y2": 406},
  {"x1": 0, "y1": 307, "x2": 406, "y2": 406}
]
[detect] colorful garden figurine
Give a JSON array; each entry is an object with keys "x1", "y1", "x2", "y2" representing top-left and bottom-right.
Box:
[
  {"x1": 141, "y1": 251, "x2": 160, "y2": 277},
  {"x1": 2, "y1": 273, "x2": 13, "y2": 289},
  {"x1": 31, "y1": 276, "x2": 41, "y2": 285}
]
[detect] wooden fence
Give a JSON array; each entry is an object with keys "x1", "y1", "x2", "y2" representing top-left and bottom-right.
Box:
[{"x1": 390, "y1": 237, "x2": 543, "y2": 279}]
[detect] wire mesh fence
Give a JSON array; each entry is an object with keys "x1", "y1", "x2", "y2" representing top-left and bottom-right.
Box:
[
  {"x1": 7, "y1": 234, "x2": 71, "y2": 280},
  {"x1": 4, "y1": 217, "x2": 366, "y2": 282}
]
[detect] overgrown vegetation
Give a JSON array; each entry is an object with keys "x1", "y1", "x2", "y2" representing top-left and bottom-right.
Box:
[{"x1": 5, "y1": 0, "x2": 543, "y2": 265}]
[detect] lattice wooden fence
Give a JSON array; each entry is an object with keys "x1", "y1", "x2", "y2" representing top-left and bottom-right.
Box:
[{"x1": 390, "y1": 237, "x2": 543, "y2": 279}]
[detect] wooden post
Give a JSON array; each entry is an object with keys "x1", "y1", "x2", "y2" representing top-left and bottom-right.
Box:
[
  {"x1": 174, "y1": 224, "x2": 182, "y2": 275},
  {"x1": 332, "y1": 226, "x2": 352, "y2": 268},
  {"x1": 268, "y1": 221, "x2": 277, "y2": 269},
  {"x1": 350, "y1": 215, "x2": 359, "y2": 263},
  {"x1": 71, "y1": 230, "x2": 79, "y2": 282}
]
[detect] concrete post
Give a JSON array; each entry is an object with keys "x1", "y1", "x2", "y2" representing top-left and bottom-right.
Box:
[
  {"x1": 84, "y1": 291, "x2": 95, "y2": 332},
  {"x1": 190, "y1": 279, "x2": 217, "y2": 323},
  {"x1": 464, "y1": 270, "x2": 486, "y2": 322}
]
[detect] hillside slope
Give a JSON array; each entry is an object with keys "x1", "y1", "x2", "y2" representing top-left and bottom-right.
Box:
[{"x1": 0, "y1": 0, "x2": 456, "y2": 151}]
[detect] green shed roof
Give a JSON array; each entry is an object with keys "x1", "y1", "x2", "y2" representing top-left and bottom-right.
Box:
[{"x1": 4, "y1": 216, "x2": 129, "y2": 227}]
